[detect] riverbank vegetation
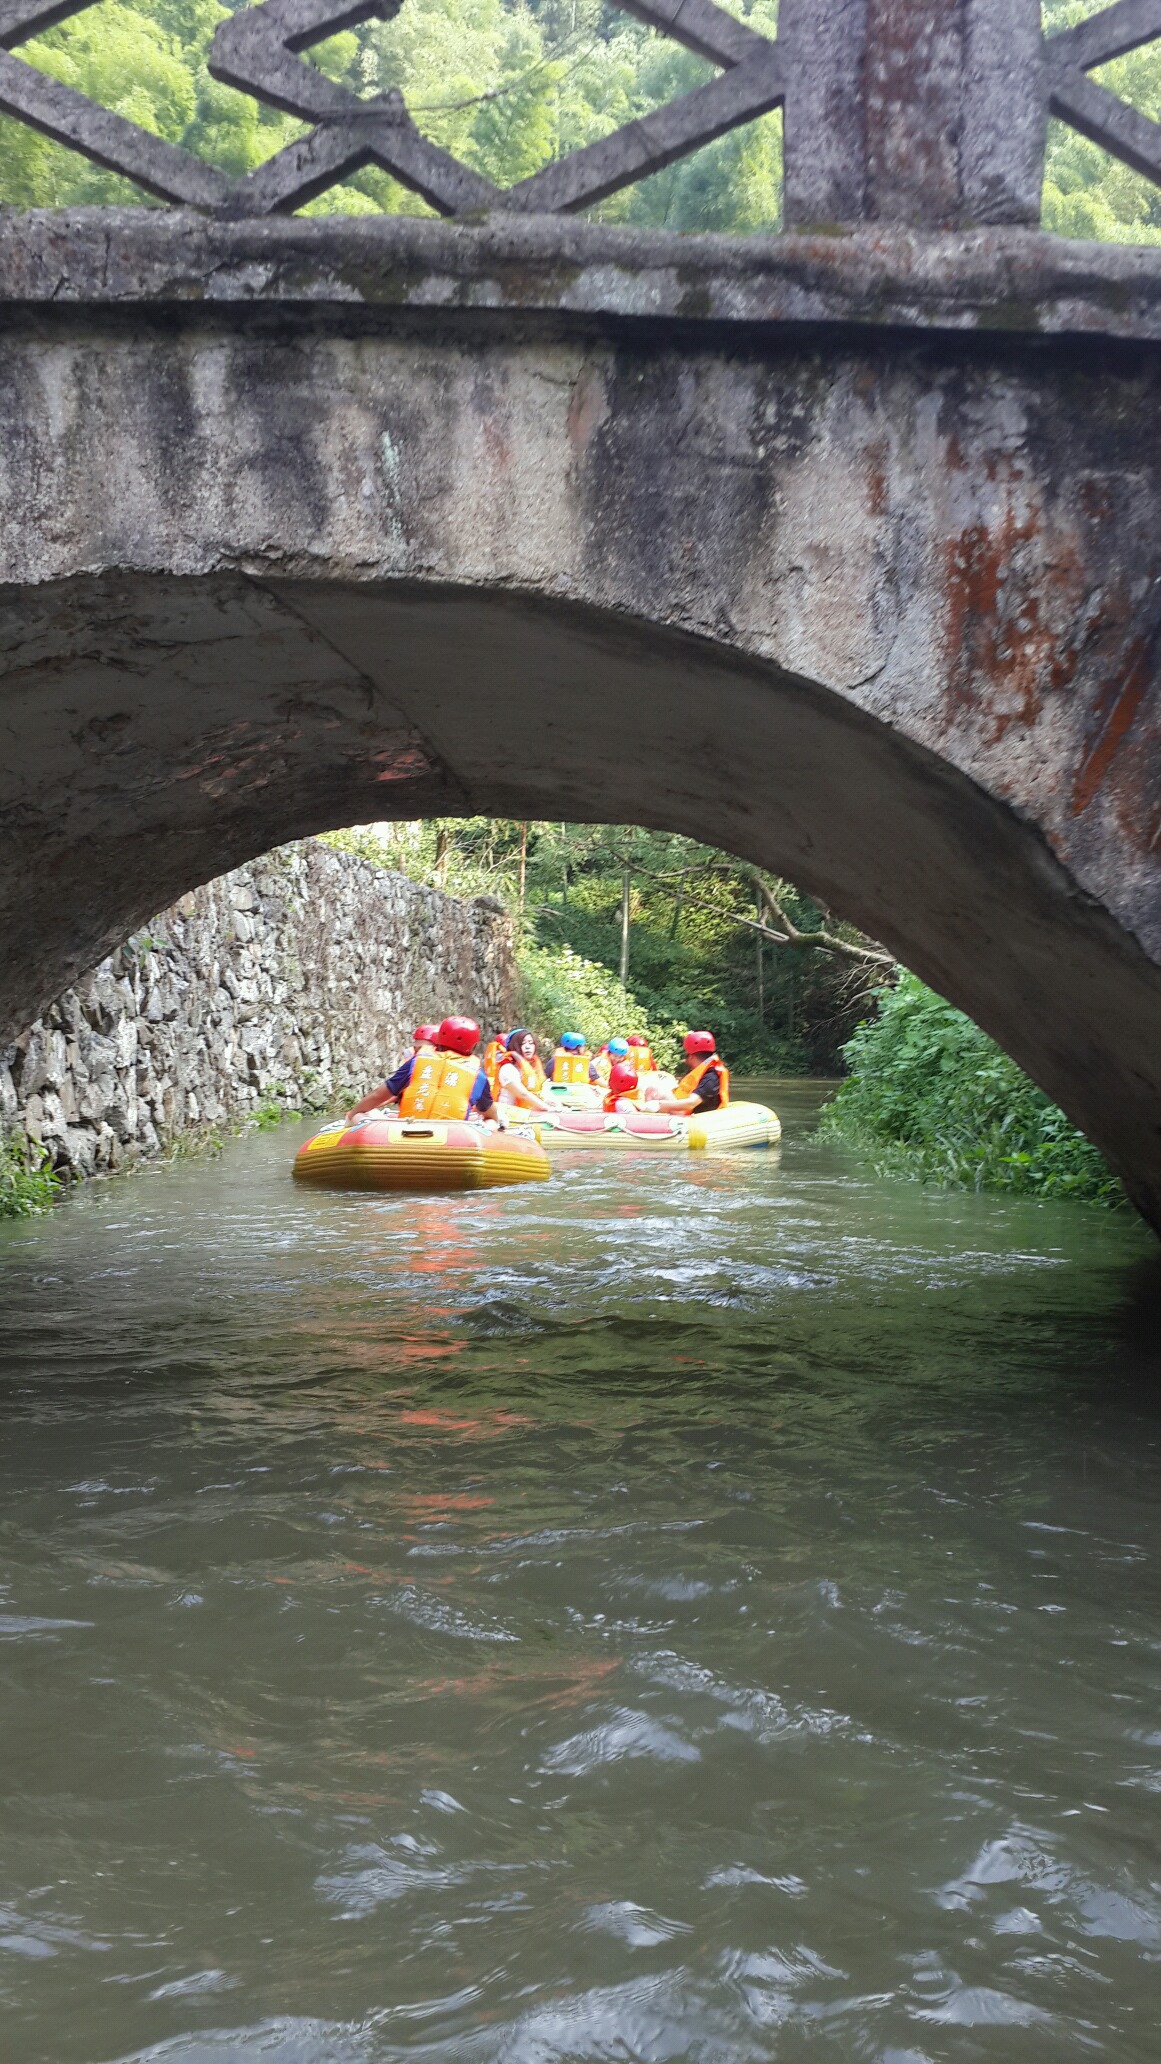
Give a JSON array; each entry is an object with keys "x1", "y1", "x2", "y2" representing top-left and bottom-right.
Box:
[
  {"x1": 3, "y1": 0, "x2": 1161, "y2": 247},
  {"x1": 327, "y1": 820, "x2": 1123, "y2": 1213},
  {"x1": 1, "y1": 824, "x2": 1125, "y2": 1214},
  {"x1": 325, "y1": 818, "x2": 886, "y2": 1072},
  {"x1": 820, "y1": 973, "x2": 1125, "y2": 1207},
  {"x1": 0, "y1": 1139, "x2": 60, "y2": 1220}
]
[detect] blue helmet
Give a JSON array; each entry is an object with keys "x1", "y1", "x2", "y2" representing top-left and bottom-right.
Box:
[
  {"x1": 607, "y1": 1037, "x2": 629, "y2": 1058},
  {"x1": 560, "y1": 1031, "x2": 585, "y2": 1051}
]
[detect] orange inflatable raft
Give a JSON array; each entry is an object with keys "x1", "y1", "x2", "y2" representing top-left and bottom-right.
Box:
[{"x1": 292, "y1": 1115, "x2": 550, "y2": 1192}]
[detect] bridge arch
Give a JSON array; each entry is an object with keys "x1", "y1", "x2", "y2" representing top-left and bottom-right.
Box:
[{"x1": 3, "y1": 216, "x2": 1161, "y2": 1225}]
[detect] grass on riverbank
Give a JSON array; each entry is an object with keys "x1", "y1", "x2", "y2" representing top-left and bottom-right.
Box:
[
  {"x1": 0, "y1": 1138, "x2": 61, "y2": 1219},
  {"x1": 819, "y1": 973, "x2": 1125, "y2": 1208},
  {"x1": 1, "y1": 1094, "x2": 328, "y2": 1217}
]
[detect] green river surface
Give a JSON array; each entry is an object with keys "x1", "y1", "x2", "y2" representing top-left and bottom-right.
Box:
[{"x1": 0, "y1": 1079, "x2": 1159, "y2": 2064}]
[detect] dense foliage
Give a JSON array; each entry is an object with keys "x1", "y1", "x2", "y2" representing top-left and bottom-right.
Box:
[
  {"x1": 0, "y1": 0, "x2": 780, "y2": 230},
  {"x1": 0, "y1": 1139, "x2": 60, "y2": 1219},
  {"x1": 6, "y1": 0, "x2": 1161, "y2": 243},
  {"x1": 820, "y1": 972, "x2": 1124, "y2": 1206},
  {"x1": 517, "y1": 941, "x2": 683, "y2": 1065},
  {"x1": 323, "y1": 818, "x2": 874, "y2": 1069},
  {"x1": 1043, "y1": 0, "x2": 1161, "y2": 243},
  {"x1": 523, "y1": 824, "x2": 873, "y2": 1071}
]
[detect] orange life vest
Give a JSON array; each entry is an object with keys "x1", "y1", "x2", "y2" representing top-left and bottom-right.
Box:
[
  {"x1": 399, "y1": 1049, "x2": 483, "y2": 1121},
  {"x1": 604, "y1": 1088, "x2": 639, "y2": 1113},
  {"x1": 497, "y1": 1052, "x2": 542, "y2": 1101},
  {"x1": 553, "y1": 1048, "x2": 589, "y2": 1085},
  {"x1": 676, "y1": 1056, "x2": 730, "y2": 1106},
  {"x1": 627, "y1": 1042, "x2": 655, "y2": 1074},
  {"x1": 482, "y1": 1038, "x2": 506, "y2": 1095}
]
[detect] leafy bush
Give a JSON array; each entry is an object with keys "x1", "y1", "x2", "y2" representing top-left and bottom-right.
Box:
[
  {"x1": 537, "y1": 901, "x2": 810, "y2": 1074},
  {"x1": 820, "y1": 973, "x2": 1124, "y2": 1207},
  {"x1": 517, "y1": 943, "x2": 685, "y2": 1070},
  {"x1": 673, "y1": 1003, "x2": 803, "y2": 1077},
  {"x1": 0, "y1": 1137, "x2": 61, "y2": 1219},
  {"x1": 252, "y1": 1097, "x2": 302, "y2": 1130}
]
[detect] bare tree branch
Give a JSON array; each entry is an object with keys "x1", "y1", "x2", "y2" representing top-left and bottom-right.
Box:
[
  {"x1": 615, "y1": 851, "x2": 895, "y2": 968},
  {"x1": 740, "y1": 866, "x2": 894, "y2": 966},
  {"x1": 731, "y1": 912, "x2": 894, "y2": 966}
]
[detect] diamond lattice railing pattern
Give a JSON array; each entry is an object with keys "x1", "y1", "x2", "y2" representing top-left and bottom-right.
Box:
[
  {"x1": 3, "y1": 0, "x2": 1161, "y2": 223},
  {"x1": 0, "y1": 0, "x2": 786, "y2": 215},
  {"x1": 1044, "y1": 0, "x2": 1161, "y2": 190}
]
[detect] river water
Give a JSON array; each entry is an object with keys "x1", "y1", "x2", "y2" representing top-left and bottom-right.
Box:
[{"x1": 0, "y1": 1081, "x2": 1159, "y2": 2063}]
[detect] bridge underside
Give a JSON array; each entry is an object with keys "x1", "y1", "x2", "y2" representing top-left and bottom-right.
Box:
[
  {"x1": 3, "y1": 215, "x2": 1161, "y2": 1224},
  {"x1": 5, "y1": 570, "x2": 1161, "y2": 1227}
]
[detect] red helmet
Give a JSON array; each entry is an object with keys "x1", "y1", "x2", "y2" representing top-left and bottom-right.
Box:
[
  {"x1": 413, "y1": 1024, "x2": 439, "y2": 1046},
  {"x1": 684, "y1": 1030, "x2": 716, "y2": 1057},
  {"x1": 437, "y1": 1016, "x2": 480, "y2": 1057},
  {"x1": 608, "y1": 1063, "x2": 639, "y2": 1095},
  {"x1": 627, "y1": 1034, "x2": 648, "y2": 1048}
]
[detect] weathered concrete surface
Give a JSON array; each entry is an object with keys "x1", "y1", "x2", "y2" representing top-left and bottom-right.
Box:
[
  {"x1": 1, "y1": 840, "x2": 516, "y2": 1178},
  {"x1": 2, "y1": 212, "x2": 1161, "y2": 1221},
  {"x1": 11, "y1": 210, "x2": 1161, "y2": 340},
  {"x1": 780, "y1": 0, "x2": 1046, "y2": 233}
]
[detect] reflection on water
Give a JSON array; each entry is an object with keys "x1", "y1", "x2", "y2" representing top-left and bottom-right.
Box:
[{"x1": 0, "y1": 1081, "x2": 1158, "y2": 2063}]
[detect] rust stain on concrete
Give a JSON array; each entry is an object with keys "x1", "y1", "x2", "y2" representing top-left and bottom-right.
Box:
[
  {"x1": 943, "y1": 507, "x2": 1084, "y2": 742},
  {"x1": 567, "y1": 362, "x2": 610, "y2": 456},
  {"x1": 1073, "y1": 630, "x2": 1156, "y2": 817}
]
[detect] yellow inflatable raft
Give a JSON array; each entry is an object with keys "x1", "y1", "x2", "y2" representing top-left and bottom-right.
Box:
[
  {"x1": 545, "y1": 1081, "x2": 602, "y2": 1111},
  {"x1": 293, "y1": 1116, "x2": 550, "y2": 1192},
  {"x1": 531, "y1": 1101, "x2": 780, "y2": 1152},
  {"x1": 543, "y1": 1073, "x2": 679, "y2": 1113},
  {"x1": 688, "y1": 1102, "x2": 782, "y2": 1150}
]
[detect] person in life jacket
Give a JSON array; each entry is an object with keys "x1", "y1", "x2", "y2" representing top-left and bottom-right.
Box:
[
  {"x1": 345, "y1": 1016, "x2": 496, "y2": 1124},
  {"x1": 626, "y1": 1032, "x2": 656, "y2": 1075},
  {"x1": 382, "y1": 1024, "x2": 439, "y2": 1082},
  {"x1": 526, "y1": 1038, "x2": 548, "y2": 1094},
  {"x1": 482, "y1": 1029, "x2": 508, "y2": 1097},
  {"x1": 494, "y1": 1029, "x2": 551, "y2": 1117},
  {"x1": 603, "y1": 1062, "x2": 640, "y2": 1114},
  {"x1": 656, "y1": 1031, "x2": 731, "y2": 1114},
  {"x1": 550, "y1": 1031, "x2": 594, "y2": 1085},
  {"x1": 593, "y1": 1035, "x2": 629, "y2": 1086}
]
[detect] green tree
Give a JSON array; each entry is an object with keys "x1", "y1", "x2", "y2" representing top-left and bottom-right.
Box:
[
  {"x1": 6, "y1": 0, "x2": 1161, "y2": 243},
  {"x1": 820, "y1": 971, "x2": 1124, "y2": 1205},
  {"x1": 1043, "y1": 0, "x2": 1161, "y2": 242},
  {"x1": 0, "y1": 0, "x2": 784, "y2": 228},
  {"x1": 327, "y1": 818, "x2": 884, "y2": 1070}
]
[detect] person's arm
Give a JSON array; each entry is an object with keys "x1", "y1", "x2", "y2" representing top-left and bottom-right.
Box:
[
  {"x1": 657, "y1": 1066, "x2": 719, "y2": 1115},
  {"x1": 347, "y1": 1059, "x2": 411, "y2": 1122},
  {"x1": 469, "y1": 1070, "x2": 498, "y2": 1124},
  {"x1": 498, "y1": 1061, "x2": 549, "y2": 1112}
]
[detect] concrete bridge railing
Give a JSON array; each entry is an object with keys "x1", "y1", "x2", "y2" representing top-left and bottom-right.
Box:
[
  {"x1": 3, "y1": 0, "x2": 1161, "y2": 1226},
  {"x1": 5, "y1": 0, "x2": 1161, "y2": 229}
]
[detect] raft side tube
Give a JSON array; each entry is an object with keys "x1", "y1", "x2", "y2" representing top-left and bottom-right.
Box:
[{"x1": 292, "y1": 1117, "x2": 550, "y2": 1190}]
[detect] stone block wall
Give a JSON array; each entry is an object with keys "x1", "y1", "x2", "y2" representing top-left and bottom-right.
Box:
[{"x1": 0, "y1": 840, "x2": 517, "y2": 1180}]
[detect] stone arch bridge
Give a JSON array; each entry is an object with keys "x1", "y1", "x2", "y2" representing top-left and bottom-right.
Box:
[{"x1": 4, "y1": 0, "x2": 1161, "y2": 1223}]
